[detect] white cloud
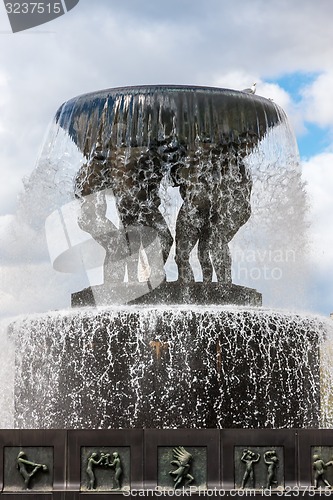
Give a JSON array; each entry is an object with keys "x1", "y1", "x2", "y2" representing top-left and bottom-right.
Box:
[
  {"x1": 302, "y1": 152, "x2": 333, "y2": 271},
  {"x1": 211, "y1": 71, "x2": 258, "y2": 92},
  {"x1": 0, "y1": 211, "x2": 90, "y2": 319},
  {"x1": 0, "y1": 262, "x2": 73, "y2": 315},
  {"x1": 257, "y1": 82, "x2": 307, "y2": 136},
  {"x1": 0, "y1": 214, "x2": 48, "y2": 263},
  {"x1": 303, "y1": 153, "x2": 333, "y2": 315},
  {"x1": 301, "y1": 72, "x2": 333, "y2": 128}
]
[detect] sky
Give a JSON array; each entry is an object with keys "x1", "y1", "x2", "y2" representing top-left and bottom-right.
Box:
[{"x1": 1, "y1": 0, "x2": 333, "y2": 326}]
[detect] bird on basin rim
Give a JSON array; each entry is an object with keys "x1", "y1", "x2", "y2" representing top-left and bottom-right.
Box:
[{"x1": 242, "y1": 82, "x2": 256, "y2": 94}]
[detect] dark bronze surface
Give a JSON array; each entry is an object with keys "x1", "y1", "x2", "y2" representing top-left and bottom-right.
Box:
[
  {"x1": 5, "y1": 446, "x2": 52, "y2": 491},
  {"x1": 0, "y1": 429, "x2": 333, "y2": 500},
  {"x1": 0, "y1": 429, "x2": 332, "y2": 497},
  {"x1": 56, "y1": 85, "x2": 281, "y2": 152},
  {"x1": 298, "y1": 429, "x2": 333, "y2": 489},
  {"x1": 53, "y1": 86, "x2": 284, "y2": 304},
  {"x1": 67, "y1": 429, "x2": 143, "y2": 492},
  {"x1": 72, "y1": 282, "x2": 262, "y2": 307}
]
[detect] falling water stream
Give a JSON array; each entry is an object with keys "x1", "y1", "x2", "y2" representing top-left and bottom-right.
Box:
[{"x1": 20, "y1": 86, "x2": 309, "y2": 308}]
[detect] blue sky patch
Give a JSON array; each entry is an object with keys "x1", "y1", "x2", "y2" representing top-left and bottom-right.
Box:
[
  {"x1": 267, "y1": 72, "x2": 329, "y2": 159},
  {"x1": 268, "y1": 72, "x2": 320, "y2": 103},
  {"x1": 296, "y1": 123, "x2": 330, "y2": 159}
]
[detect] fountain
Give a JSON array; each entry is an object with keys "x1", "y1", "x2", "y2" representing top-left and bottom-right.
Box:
[
  {"x1": 7, "y1": 84, "x2": 333, "y2": 495},
  {"x1": 9, "y1": 85, "x2": 331, "y2": 433}
]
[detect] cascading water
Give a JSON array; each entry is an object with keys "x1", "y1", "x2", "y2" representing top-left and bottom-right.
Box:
[
  {"x1": 11, "y1": 305, "x2": 331, "y2": 429},
  {"x1": 8, "y1": 85, "x2": 333, "y2": 429},
  {"x1": 18, "y1": 86, "x2": 308, "y2": 309}
]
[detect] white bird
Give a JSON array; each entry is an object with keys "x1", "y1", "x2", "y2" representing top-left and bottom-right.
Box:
[{"x1": 242, "y1": 82, "x2": 256, "y2": 94}]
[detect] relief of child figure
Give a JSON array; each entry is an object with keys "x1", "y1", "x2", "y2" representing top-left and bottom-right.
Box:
[
  {"x1": 313, "y1": 454, "x2": 332, "y2": 489},
  {"x1": 240, "y1": 449, "x2": 260, "y2": 489}
]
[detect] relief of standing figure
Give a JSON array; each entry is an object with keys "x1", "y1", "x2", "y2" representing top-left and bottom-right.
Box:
[
  {"x1": 85, "y1": 450, "x2": 123, "y2": 491},
  {"x1": 86, "y1": 452, "x2": 103, "y2": 490},
  {"x1": 109, "y1": 451, "x2": 123, "y2": 489},
  {"x1": 264, "y1": 450, "x2": 279, "y2": 488},
  {"x1": 240, "y1": 449, "x2": 260, "y2": 489}
]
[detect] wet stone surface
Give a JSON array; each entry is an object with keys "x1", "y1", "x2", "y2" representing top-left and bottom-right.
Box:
[{"x1": 11, "y1": 307, "x2": 322, "y2": 429}]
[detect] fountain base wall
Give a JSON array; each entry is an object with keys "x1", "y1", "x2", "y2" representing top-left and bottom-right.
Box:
[{"x1": 10, "y1": 306, "x2": 324, "y2": 429}]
